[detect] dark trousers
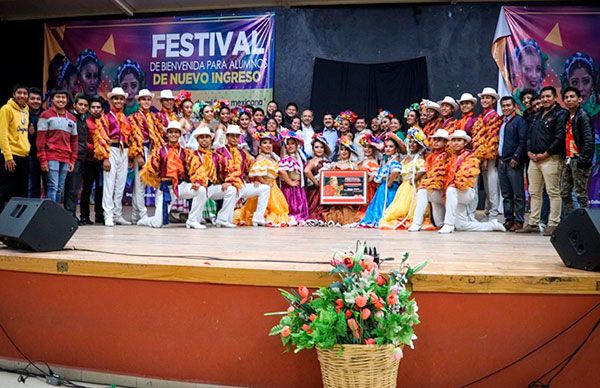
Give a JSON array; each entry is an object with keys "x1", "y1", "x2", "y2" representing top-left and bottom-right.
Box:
[
  {"x1": 560, "y1": 158, "x2": 591, "y2": 217},
  {"x1": 0, "y1": 154, "x2": 30, "y2": 213},
  {"x1": 498, "y1": 159, "x2": 525, "y2": 224},
  {"x1": 541, "y1": 188, "x2": 550, "y2": 224},
  {"x1": 64, "y1": 160, "x2": 84, "y2": 217},
  {"x1": 80, "y1": 160, "x2": 103, "y2": 221},
  {"x1": 28, "y1": 153, "x2": 46, "y2": 198}
]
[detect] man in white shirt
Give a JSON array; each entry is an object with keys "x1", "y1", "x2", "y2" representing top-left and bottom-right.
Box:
[
  {"x1": 300, "y1": 109, "x2": 315, "y2": 156},
  {"x1": 353, "y1": 116, "x2": 371, "y2": 161}
]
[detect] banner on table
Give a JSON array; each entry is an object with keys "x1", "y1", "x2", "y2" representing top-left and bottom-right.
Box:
[
  {"x1": 492, "y1": 6, "x2": 600, "y2": 207},
  {"x1": 44, "y1": 13, "x2": 275, "y2": 111},
  {"x1": 320, "y1": 170, "x2": 367, "y2": 205}
]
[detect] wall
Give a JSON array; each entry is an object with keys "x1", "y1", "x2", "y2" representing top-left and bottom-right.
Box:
[{"x1": 0, "y1": 4, "x2": 502, "y2": 112}]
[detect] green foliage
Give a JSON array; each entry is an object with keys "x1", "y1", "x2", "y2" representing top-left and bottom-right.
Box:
[{"x1": 266, "y1": 242, "x2": 426, "y2": 353}]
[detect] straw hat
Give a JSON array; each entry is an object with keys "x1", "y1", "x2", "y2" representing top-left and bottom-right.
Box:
[
  {"x1": 311, "y1": 134, "x2": 332, "y2": 157},
  {"x1": 438, "y1": 96, "x2": 458, "y2": 110},
  {"x1": 191, "y1": 126, "x2": 214, "y2": 138},
  {"x1": 135, "y1": 89, "x2": 154, "y2": 100},
  {"x1": 424, "y1": 100, "x2": 442, "y2": 114},
  {"x1": 448, "y1": 129, "x2": 472, "y2": 143},
  {"x1": 429, "y1": 128, "x2": 450, "y2": 140},
  {"x1": 166, "y1": 121, "x2": 183, "y2": 132},
  {"x1": 337, "y1": 136, "x2": 359, "y2": 156},
  {"x1": 477, "y1": 87, "x2": 500, "y2": 100},
  {"x1": 458, "y1": 93, "x2": 477, "y2": 104},
  {"x1": 107, "y1": 87, "x2": 128, "y2": 99},
  {"x1": 225, "y1": 125, "x2": 242, "y2": 136},
  {"x1": 159, "y1": 90, "x2": 175, "y2": 100}
]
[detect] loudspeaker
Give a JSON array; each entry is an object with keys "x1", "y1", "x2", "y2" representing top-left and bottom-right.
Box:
[
  {"x1": 551, "y1": 208, "x2": 600, "y2": 271},
  {"x1": 0, "y1": 197, "x2": 78, "y2": 252}
]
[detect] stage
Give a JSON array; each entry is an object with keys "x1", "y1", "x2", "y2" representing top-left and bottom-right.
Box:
[{"x1": 0, "y1": 225, "x2": 599, "y2": 387}]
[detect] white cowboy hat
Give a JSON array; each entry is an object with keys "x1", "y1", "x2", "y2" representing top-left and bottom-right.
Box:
[
  {"x1": 438, "y1": 96, "x2": 458, "y2": 111},
  {"x1": 458, "y1": 93, "x2": 477, "y2": 104},
  {"x1": 166, "y1": 121, "x2": 183, "y2": 132},
  {"x1": 159, "y1": 90, "x2": 175, "y2": 100},
  {"x1": 135, "y1": 89, "x2": 154, "y2": 100},
  {"x1": 429, "y1": 128, "x2": 450, "y2": 140},
  {"x1": 225, "y1": 124, "x2": 242, "y2": 136},
  {"x1": 477, "y1": 87, "x2": 500, "y2": 100},
  {"x1": 424, "y1": 101, "x2": 442, "y2": 114},
  {"x1": 191, "y1": 126, "x2": 214, "y2": 138},
  {"x1": 107, "y1": 87, "x2": 128, "y2": 99},
  {"x1": 449, "y1": 129, "x2": 472, "y2": 143}
]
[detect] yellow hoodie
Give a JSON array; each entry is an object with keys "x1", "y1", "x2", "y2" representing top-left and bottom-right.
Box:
[{"x1": 0, "y1": 98, "x2": 30, "y2": 160}]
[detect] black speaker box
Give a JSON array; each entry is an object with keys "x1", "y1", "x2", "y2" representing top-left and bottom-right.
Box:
[
  {"x1": 0, "y1": 197, "x2": 78, "y2": 252},
  {"x1": 551, "y1": 208, "x2": 600, "y2": 271}
]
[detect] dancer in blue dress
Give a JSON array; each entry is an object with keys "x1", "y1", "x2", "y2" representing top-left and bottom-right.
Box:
[{"x1": 358, "y1": 134, "x2": 403, "y2": 227}]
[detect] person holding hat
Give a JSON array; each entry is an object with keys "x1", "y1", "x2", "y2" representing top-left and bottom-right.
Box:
[
  {"x1": 279, "y1": 130, "x2": 309, "y2": 224},
  {"x1": 421, "y1": 100, "x2": 443, "y2": 137},
  {"x1": 438, "y1": 96, "x2": 458, "y2": 131},
  {"x1": 435, "y1": 130, "x2": 505, "y2": 233},
  {"x1": 305, "y1": 134, "x2": 332, "y2": 224},
  {"x1": 36, "y1": 88, "x2": 78, "y2": 204},
  {"x1": 379, "y1": 128, "x2": 429, "y2": 229},
  {"x1": 234, "y1": 130, "x2": 290, "y2": 227},
  {"x1": 322, "y1": 137, "x2": 361, "y2": 226},
  {"x1": 215, "y1": 124, "x2": 270, "y2": 226},
  {"x1": 157, "y1": 89, "x2": 177, "y2": 128},
  {"x1": 356, "y1": 133, "x2": 381, "y2": 219},
  {"x1": 129, "y1": 89, "x2": 165, "y2": 223},
  {"x1": 472, "y1": 87, "x2": 503, "y2": 222},
  {"x1": 408, "y1": 129, "x2": 454, "y2": 232},
  {"x1": 93, "y1": 86, "x2": 137, "y2": 226},
  {"x1": 455, "y1": 93, "x2": 478, "y2": 136},
  {"x1": 358, "y1": 134, "x2": 403, "y2": 228},
  {"x1": 137, "y1": 121, "x2": 206, "y2": 229},
  {"x1": 187, "y1": 126, "x2": 237, "y2": 228}
]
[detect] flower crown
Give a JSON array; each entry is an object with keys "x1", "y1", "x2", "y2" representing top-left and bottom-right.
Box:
[
  {"x1": 377, "y1": 109, "x2": 394, "y2": 121},
  {"x1": 335, "y1": 109, "x2": 358, "y2": 126},
  {"x1": 213, "y1": 99, "x2": 230, "y2": 114},
  {"x1": 175, "y1": 90, "x2": 192, "y2": 108},
  {"x1": 403, "y1": 103, "x2": 420, "y2": 119},
  {"x1": 193, "y1": 101, "x2": 210, "y2": 118},
  {"x1": 358, "y1": 133, "x2": 383, "y2": 150},
  {"x1": 76, "y1": 49, "x2": 103, "y2": 72},
  {"x1": 254, "y1": 130, "x2": 280, "y2": 143},
  {"x1": 116, "y1": 59, "x2": 143, "y2": 84}
]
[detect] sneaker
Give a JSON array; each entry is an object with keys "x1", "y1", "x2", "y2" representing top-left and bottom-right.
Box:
[
  {"x1": 185, "y1": 221, "x2": 206, "y2": 230},
  {"x1": 104, "y1": 218, "x2": 114, "y2": 227},
  {"x1": 515, "y1": 224, "x2": 540, "y2": 234},
  {"x1": 215, "y1": 219, "x2": 237, "y2": 228},
  {"x1": 510, "y1": 223, "x2": 523, "y2": 232},
  {"x1": 114, "y1": 216, "x2": 131, "y2": 225},
  {"x1": 438, "y1": 224, "x2": 455, "y2": 234},
  {"x1": 408, "y1": 223, "x2": 422, "y2": 232},
  {"x1": 543, "y1": 225, "x2": 557, "y2": 237},
  {"x1": 490, "y1": 219, "x2": 506, "y2": 232}
]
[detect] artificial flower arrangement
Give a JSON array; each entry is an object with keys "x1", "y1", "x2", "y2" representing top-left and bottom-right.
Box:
[{"x1": 267, "y1": 242, "x2": 426, "y2": 360}]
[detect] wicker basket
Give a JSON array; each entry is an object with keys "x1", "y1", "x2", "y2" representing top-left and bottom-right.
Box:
[{"x1": 316, "y1": 344, "x2": 400, "y2": 388}]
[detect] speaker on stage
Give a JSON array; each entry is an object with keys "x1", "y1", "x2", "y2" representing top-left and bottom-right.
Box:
[
  {"x1": 0, "y1": 197, "x2": 78, "y2": 252},
  {"x1": 551, "y1": 208, "x2": 600, "y2": 271}
]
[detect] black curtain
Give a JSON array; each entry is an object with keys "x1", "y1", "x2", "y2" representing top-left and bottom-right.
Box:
[{"x1": 310, "y1": 56, "x2": 429, "y2": 126}]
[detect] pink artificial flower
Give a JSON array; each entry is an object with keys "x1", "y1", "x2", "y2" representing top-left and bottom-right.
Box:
[
  {"x1": 387, "y1": 293, "x2": 398, "y2": 306},
  {"x1": 298, "y1": 286, "x2": 309, "y2": 298},
  {"x1": 335, "y1": 299, "x2": 344, "y2": 313},
  {"x1": 361, "y1": 308, "x2": 371, "y2": 320},
  {"x1": 370, "y1": 292, "x2": 378, "y2": 303},
  {"x1": 281, "y1": 326, "x2": 291, "y2": 337},
  {"x1": 309, "y1": 313, "x2": 317, "y2": 322},
  {"x1": 345, "y1": 309, "x2": 353, "y2": 318},
  {"x1": 343, "y1": 256, "x2": 354, "y2": 269},
  {"x1": 394, "y1": 347, "x2": 404, "y2": 361},
  {"x1": 355, "y1": 295, "x2": 368, "y2": 308},
  {"x1": 374, "y1": 311, "x2": 384, "y2": 319},
  {"x1": 330, "y1": 258, "x2": 342, "y2": 267},
  {"x1": 364, "y1": 338, "x2": 376, "y2": 345},
  {"x1": 376, "y1": 275, "x2": 386, "y2": 286},
  {"x1": 287, "y1": 306, "x2": 295, "y2": 313},
  {"x1": 347, "y1": 318, "x2": 361, "y2": 339},
  {"x1": 301, "y1": 324, "x2": 313, "y2": 334}
]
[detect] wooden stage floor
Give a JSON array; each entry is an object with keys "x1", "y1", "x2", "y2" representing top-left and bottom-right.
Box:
[{"x1": 0, "y1": 225, "x2": 599, "y2": 294}]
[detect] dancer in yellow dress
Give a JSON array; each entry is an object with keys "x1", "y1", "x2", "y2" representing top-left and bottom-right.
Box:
[
  {"x1": 234, "y1": 131, "x2": 290, "y2": 227},
  {"x1": 379, "y1": 128, "x2": 428, "y2": 229}
]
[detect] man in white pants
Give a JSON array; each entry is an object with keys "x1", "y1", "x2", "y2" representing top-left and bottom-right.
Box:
[
  {"x1": 471, "y1": 87, "x2": 503, "y2": 221},
  {"x1": 215, "y1": 125, "x2": 270, "y2": 226},
  {"x1": 409, "y1": 129, "x2": 452, "y2": 231},
  {"x1": 94, "y1": 87, "x2": 134, "y2": 227},
  {"x1": 187, "y1": 126, "x2": 238, "y2": 228},
  {"x1": 137, "y1": 121, "x2": 206, "y2": 229},
  {"x1": 129, "y1": 89, "x2": 165, "y2": 223}
]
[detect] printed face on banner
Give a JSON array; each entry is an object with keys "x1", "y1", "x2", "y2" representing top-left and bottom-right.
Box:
[{"x1": 44, "y1": 14, "x2": 275, "y2": 111}]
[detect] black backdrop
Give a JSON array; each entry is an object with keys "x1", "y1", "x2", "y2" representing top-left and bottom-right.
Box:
[{"x1": 310, "y1": 57, "x2": 429, "y2": 123}]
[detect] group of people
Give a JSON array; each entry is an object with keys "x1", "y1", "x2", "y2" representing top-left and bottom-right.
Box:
[{"x1": 0, "y1": 80, "x2": 595, "y2": 235}]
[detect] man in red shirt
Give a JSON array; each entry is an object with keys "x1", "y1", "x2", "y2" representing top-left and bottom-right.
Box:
[
  {"x1": 80, "y1": 96, "x2": 104, "y2": 224},
  {"x1": 36, "y1": 89, "x2": 78, "y2": 203}
]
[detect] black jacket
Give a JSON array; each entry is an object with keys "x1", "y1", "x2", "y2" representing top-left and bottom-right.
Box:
[
  {"x1": 72, "y1": 111, "x2": 89, "y2": 162},
  {"x1": 527, "y1": 104, "x2": 568, "y2": 156},
  {"x1": 499, "y1": 114, "x2": 528, "y2": 163},
  {"x1": 568, "y1": 107, "x2": 595, "y2": 167}
]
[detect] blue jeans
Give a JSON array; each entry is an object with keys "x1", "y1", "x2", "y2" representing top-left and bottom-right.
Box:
[{"x1": 46, "y1": 160, "x2": 70, "y2": 203}]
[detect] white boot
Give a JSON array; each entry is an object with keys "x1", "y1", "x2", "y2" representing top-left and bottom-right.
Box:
[
  {"x1": 186, "y1": 220, "x2": 206, "y2": 230},
  {"x1": 408, "y1": 223, "x2": 421, "y2": 232},
  {"x1": 114, "y1": 216, "x2": 131, "y2": 225},
  {"x1": 215, "y1": 219, "x2": 237, "y2": 228},
  {"x1": 490, "y1": 219, "x2": 506, "y2": 232},
  {"x1": 438, "y1": 224, "x2": 455, "y2": 234}
]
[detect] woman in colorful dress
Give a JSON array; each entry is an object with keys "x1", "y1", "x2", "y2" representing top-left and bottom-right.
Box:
[
  {"x1": 279, "y1": 130, "x2": 309, "y2": 225},
  {"x1": 213, "y1": 100, "x2": 232, "y2": 150},
  {"x1": 305, "y1": 134, "x2": 332, "y2": 225},
  {"x1": 234, "y1": 131, "x2": 290, "y2": 227},
  {"x1": 357, "y1": 134, "x2": 381, "y2": 219},
  {"x1": 265, "y1": 117, "x2": 282, "y2": 156},
  {"x1": 358, "y1": 135, "x2": 403, "y2": 228},
  {"x1": 379, "y1": 128, "x2": 428, "y2": 229},
  {"x1": 322, "y1": 137, "x2": 361, "y2": 227},
  {"x1": 234, "y1": 107, "x2": 254, "y2": 154}
]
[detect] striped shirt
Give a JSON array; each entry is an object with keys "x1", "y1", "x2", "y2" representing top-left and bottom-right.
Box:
[{"x1": 36, "y1": 107, "x2": 78, "y2": 165}]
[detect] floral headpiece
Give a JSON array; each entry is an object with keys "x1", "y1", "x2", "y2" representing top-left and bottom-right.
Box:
[
  {"x1": 280, "y1": 128, "x2": 304, "y2": 144},
  {"x1": 232, "y1": 105, "x2": 252, "y2": 118},
  {"x1": 358, "y1": 133, "x2": 383, "y2": 151},
  {"x1": 213, "y1": 99, "x2": 230, "y2": 114},
  {"x1": 334, "y1": 109, "x2": 358, "y2": 126},
  {"x1": 337, "y1": 136, "x2": 359, "y2": 155},
  {"x1": 175, "y1": 90, "x2": 192, "y2": 108},
  {"x1": 254, "y1": 130, "x2": 280, "y2": 143},
  {"x1": 404, "y1": 103, "x2": 420, "y2": 119},
  {"x1": 407, "y1": 127, "x2": 429, "y2": 151},
  {"x1": 563, "y1": 52, "x2": 597, "y2": 79},
  {"x1": 193, "y1": 101, "x2": 210, "y2": 118},
  {"x1": 75, "y1": 49, "x2": 103, "y2": 72},
  {"x1": 116, "y1": 59, "x2": 144, "y2": 85},
  {"x1": 311, "y1": 133, "x2": 333, "y2": 156},
  {"x1": 377, "y1": 109, "x2": 395, "y2": 122}
]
